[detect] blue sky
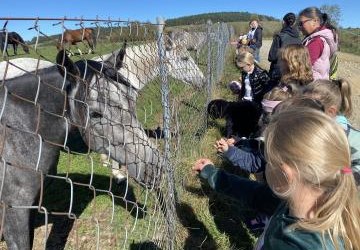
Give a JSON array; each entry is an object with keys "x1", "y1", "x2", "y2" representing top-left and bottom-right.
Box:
[{"x1": 0, "y1": 0, "x2": 358, "y2": 40}]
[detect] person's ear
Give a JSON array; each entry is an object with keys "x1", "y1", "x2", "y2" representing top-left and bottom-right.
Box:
[
  {"x1": 326, "y1": 105, "x2": 338, "y2": 118},
  {"x1": 279, "y1": 163, "x2": 297, "y2": 184}
]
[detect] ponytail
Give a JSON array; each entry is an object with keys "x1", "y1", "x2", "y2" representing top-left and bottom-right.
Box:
[
  {"x1": 299, "y1": 171, "x2": 360, "y2": 250},
  {"x1": 336, "y1": 79, "x2": 352, "y2": 117},
  {"x1": 303, "y1": 79, "x2": 352, "y2": 118},
  {"x1": 321, "y1": 12, "x2": 338, "y2": 43}
]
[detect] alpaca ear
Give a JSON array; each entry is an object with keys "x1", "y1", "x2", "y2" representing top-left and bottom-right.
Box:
[
  {"x1": 114, "y1": 40, "x2": 127, "y2": 69},
  {"x1": 56, "y1": 49, "x2": 80, "y2": 82}
]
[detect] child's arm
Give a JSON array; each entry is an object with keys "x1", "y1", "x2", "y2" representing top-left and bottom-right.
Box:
[
  {"x1": 193, "y1": 160, "x2": 280, "y2": 216},
  {"x1": 223, "y1": 145, "x2": 266, "y2": 173}
]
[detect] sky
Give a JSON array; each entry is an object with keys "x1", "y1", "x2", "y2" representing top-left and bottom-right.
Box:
[{"x1": 0, "y1": 0, "x2": 359, "y2": 40}]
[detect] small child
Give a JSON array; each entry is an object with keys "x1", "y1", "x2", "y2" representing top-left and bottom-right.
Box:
[
  {"x1": 194, "y1": 108, "x2": 360, "y2": 249},
  {"x1": 234, "y1": 51, "x2": 270, "y2": 104},
  {"x1": 269, "y1": 44, "x2": 314, "y2": 97},
  {"x1": 215, "y1": 86, "x2": 292, "y2": 174},
  {"x1": 302, "y1": 79, "x2": 360, "y2": 185}
]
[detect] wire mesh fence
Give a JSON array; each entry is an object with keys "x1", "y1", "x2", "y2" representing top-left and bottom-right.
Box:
[{"x1": 0, "y1": 16, "x2": 230, "y2": 249}]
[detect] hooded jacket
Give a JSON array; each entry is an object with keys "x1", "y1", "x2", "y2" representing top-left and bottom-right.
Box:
[
  {"x1": 303, "y1": 27, "x2": 338, "y2": 80},
  {"x1": 268, "y1": 26, "x2": 302, "y2": 80}
]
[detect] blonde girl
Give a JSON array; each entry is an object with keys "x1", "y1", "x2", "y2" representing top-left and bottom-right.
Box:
[
  {"x1": 263, "y1": 108, "x2": 360, "y2": 249},
  {"x1": 302, "y1": 79, "x2": 360, "y2": 185},
  {"x1": 234, "y1": 51, "x2": 270, "y2": 104},
  {"x1": 279, "y1": 44, "x2": 313, "y2": 87},
  {"x1": 194, "y1": 108, "x2": 360, "y2": 249}
]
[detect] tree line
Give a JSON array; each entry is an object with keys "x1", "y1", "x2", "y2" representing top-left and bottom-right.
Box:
[{"x1": 166, "y1": 12, "x2": 279, "y2": 26}]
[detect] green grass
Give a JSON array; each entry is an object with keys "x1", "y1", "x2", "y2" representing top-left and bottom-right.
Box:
[{"x1": 168, "y1": 45, "x2": 262, "y2": 249}]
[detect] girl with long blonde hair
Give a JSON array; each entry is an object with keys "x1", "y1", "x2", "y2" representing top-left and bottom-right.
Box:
[
  {"x1": 193, "y1": 108, "x2": 360, "y2": 249},
  {"x1": 263, "y1": 108, "x2": 360, "y2": 249},
  {"x1": 279, "y1": 44, "x2": 313, "y2": 87},
  {"x1": 302, "y1": 79, "x2": 360, "y2": 185}
]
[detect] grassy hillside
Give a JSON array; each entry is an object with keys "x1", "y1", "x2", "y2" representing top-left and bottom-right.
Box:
[
  {"x1": 166, "y1": 11, "x2": 278, "y2": 26},
  {"x1": 339, "y1": 28, "x2": 360, "y2": 55}
]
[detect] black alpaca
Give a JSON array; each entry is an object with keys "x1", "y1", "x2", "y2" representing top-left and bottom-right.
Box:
[
  {"x1": 0, "y1": 31, "x2": 30, "y2": 56},
  {"x1": 207, "y1": 99, "x2": 262, "y2": 138}
]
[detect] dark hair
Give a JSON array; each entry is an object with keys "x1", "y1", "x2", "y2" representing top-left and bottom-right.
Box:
[
  {"x1": 298, "y1": 7, "x2": 338, "y2": 42},
  {"x1": 283, "y1": 12, "x2": 296, "y2": 26}
]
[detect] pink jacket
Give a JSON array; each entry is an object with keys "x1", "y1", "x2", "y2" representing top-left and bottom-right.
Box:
[{"x1": 303, "y1": 28, "x2": 338, "y2": 80}]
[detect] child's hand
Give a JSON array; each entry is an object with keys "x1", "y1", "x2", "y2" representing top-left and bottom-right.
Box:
[
  {"x1": 226, "y1": 138, "x2": 235, "y2": 146},
  {"x1": 192, "y1": 158, "x2": 213, "y2": 172},
  {"x1": 214, "y1": 138, "x2": 229, "y2": 153}
]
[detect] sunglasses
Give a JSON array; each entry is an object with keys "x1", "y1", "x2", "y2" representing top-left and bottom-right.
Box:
[{"x1": 298, "y1": 19, "x2": 313, "y2": 27}]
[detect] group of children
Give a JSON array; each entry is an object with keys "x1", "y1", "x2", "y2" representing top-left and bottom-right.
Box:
[{"x1": 196, "y1": 6, "x2": 360, "y2": 250}]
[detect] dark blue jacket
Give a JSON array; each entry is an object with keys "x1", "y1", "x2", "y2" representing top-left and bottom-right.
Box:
[{"x1": 223, "y1": 138, "x2": 265, "y2": 173}]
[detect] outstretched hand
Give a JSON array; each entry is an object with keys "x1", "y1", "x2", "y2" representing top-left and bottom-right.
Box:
[
  {"x1": 214, "y1": 138, "x2": 230, "y2": 153},
  {"x1": 226, "y1": 137, "x2": 235, "y2": 146},
  {"x1": 192, "y1": 158, "x2": 213, "y2": 172}
]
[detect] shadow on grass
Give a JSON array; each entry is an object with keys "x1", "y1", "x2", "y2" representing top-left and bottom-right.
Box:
[
  {"x1": 34, "y1": 173, "x2": 146, "y2": 250},
  {"x1": 184, "y1": 164, "x2": 256, "y2": 250},
  {"x1": 176, "y1": 202, "x2": 217, "y2": 250}
]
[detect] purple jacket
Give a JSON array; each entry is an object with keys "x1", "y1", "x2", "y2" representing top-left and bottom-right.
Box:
[{"x1": 303, "y1": 28, "x2": 338, "y2": 80}]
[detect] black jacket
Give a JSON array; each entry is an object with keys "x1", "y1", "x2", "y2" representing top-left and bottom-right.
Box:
[
  {"x1": 240, "y1": 65, "x2": 270, "y2": 104},
  {"x1": 268, "y1": 26, "x2": 302, "y2": 80}
]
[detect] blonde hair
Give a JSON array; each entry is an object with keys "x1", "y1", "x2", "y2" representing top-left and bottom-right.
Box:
[
  {"x1": 303, "y1": 79, "x2": 352, "y2": 117},
  {"x1": 263, "y1": 86, "x2": 292, "y2": 101},
  {"x1": 264, "y1": 108, "x2": 360, "y2": 250},
  {"x1": 235, "y1": 51, "x2": 255, "y2": 68},
  {"x1": 279, "y1": 44, "x2": 313, "y2": 86}
]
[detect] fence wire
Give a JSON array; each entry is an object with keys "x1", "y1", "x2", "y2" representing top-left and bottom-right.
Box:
[{"x1": 0, "y1": 17, "x2": 230, "y2": 249}]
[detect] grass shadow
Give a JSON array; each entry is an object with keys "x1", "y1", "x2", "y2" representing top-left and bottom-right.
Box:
[
  {"x1": 184, "y1": 162, "x2": 256, "y2": 249},
  {"x1": 34, "y1": 173, "x2": 147, "y2": 250},
  {"x1": 176, "y1": 202, "x2": 217, "y2": 250}
]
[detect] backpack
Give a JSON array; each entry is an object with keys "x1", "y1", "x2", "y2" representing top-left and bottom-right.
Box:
[{"x1": 329, "y1": 52, "x2": 339, "y2": 80}]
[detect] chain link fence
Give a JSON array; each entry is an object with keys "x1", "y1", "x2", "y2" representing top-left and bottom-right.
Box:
[{"x1": 0, "y1": 17, "x2": 230, "y2": 249}]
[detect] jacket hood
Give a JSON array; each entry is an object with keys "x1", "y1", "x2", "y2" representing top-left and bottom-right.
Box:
[
  {"x1": 305, "y1": 28, "x2": 338, "y2": 55},
  {"x1": 281, "y1": 26, "x2": 300, "y2": 38}
]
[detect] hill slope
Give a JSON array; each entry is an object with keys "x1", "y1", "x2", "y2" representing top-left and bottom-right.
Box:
[{"x1": 166, "y1": 12, "x2": 279, "y2": 26}]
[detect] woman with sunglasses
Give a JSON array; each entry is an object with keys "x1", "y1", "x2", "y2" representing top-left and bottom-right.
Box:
[{"x1": 298, "y1": 7, "x2": 338, "y2": 80}]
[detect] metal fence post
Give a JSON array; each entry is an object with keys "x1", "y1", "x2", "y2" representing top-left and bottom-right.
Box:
[
  {"x1": 205, "y1": 20, "x2": 213, "y2": 129},
  {"x1": 157, "y1": 16, "x2": 176, "y2": 250}
]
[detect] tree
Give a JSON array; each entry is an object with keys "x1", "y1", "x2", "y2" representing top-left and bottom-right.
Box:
[{"x1": 320, "y1": 4, "x2": 341, "y2": 27}]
